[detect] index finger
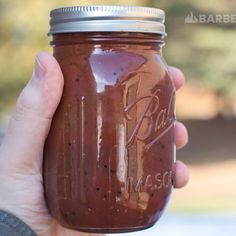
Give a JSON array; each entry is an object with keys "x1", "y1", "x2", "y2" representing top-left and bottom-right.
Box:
[{"x1": 168, "y1": 66, "x2": 185, "y2": 91}]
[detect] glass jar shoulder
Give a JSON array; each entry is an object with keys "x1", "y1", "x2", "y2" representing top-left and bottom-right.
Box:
[{"x1": 88, "y1": 46, "x2": 171, "y2": 92}]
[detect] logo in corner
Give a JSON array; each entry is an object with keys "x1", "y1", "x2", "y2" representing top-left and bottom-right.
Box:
[{"x1": 185, "y1": 12, "x2": 199, "y2": 23}]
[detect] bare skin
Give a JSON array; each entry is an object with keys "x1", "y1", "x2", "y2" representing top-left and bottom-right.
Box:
[{"x1": 0, "y1": 53, "x2": 189, "y2": 236}]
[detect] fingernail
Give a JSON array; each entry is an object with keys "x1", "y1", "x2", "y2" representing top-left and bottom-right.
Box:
[{"x1": 34, "y1": 55, "x2": 46, "y2": 80}]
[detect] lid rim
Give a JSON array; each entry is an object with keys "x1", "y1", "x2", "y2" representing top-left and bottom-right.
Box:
[
  {"x1": 49, "y1": 5, "x2": 166, "y2": 35},
  {"x1": 50, "y1": 5, "x2": 165, "y2": 16}
]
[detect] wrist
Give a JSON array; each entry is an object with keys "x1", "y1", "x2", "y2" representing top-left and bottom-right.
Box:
[{"x1": 51, "y1": 221, "x2": 105, "y2": 236}]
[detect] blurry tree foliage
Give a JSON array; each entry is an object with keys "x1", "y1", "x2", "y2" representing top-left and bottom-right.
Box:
[{"x1": 0, "y1": 0, "x2": 236, "y2": 118}]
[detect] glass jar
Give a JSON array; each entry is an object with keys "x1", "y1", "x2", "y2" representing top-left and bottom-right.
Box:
[{"x1": 44, "y1": 6, "x2": 175, "y2": 233}]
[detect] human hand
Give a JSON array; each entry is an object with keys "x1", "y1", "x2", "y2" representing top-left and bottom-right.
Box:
[{"x1": 0, "y1": 52, "x2": 189, "y2": 236}]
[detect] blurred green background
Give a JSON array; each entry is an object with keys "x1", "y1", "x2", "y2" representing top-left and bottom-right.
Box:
[{"x1": 0, "y1": 0, "x2": 236, "y2": 234}]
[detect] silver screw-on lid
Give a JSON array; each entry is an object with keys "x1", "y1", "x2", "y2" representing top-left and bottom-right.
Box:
[{"x1": 49, "y1": 5, "x2": 166, "y2": 35}]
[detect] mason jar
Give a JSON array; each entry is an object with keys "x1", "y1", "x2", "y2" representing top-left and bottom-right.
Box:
[{"x1": 44, "y1": 5, "x2": 175, "y2": 233}]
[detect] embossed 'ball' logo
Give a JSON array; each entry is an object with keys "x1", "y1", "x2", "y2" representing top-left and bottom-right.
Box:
[{"x1": 124, "y1": 83, "x2": 175, "y2": 150}]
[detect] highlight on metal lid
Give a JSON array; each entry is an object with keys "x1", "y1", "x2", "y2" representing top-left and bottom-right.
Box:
[{"x1": 49, "y1": 5, "x2": 166, "y2": 35}]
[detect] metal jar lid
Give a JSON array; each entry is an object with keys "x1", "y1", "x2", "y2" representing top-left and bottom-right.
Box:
[{"x1": 49, "y1": 5, "x2": 166, "y2": 35}]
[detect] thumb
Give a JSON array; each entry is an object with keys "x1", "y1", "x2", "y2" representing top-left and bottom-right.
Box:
[{"x1": 0, "y1": 52, "x2": 64, "y2": 174}]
